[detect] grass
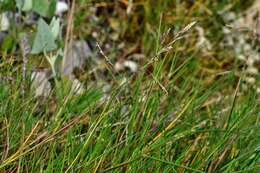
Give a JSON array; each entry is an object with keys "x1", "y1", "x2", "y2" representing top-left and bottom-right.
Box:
[{"x1": 1, "y1": 0, "x2": 260, "y2": 172}]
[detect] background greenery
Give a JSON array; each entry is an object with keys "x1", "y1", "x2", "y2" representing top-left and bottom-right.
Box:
[{"x1": 0, "y1": 0, "x2": 260, "y2": 172}]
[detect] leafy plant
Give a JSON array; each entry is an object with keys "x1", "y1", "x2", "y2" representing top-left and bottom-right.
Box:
[
  {"x1": 31, "y1": 17, "x2": 60, "y2": 54},
  {"x1": 16, "y1": 0, "x2": 56, "y2": 17}
]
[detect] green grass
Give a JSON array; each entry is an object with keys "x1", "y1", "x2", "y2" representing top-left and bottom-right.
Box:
[
  {"x1": 1, "y1": 51, "x2": 260, "y2": 172},
  {"x1": 1, "y1": 0, "x2": 260, "y2": 172}
]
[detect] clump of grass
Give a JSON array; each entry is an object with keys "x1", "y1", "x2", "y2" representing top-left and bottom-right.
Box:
[
  {"x1": 1, "y1": 27, "x2": 260, "y2": 173},
  {"x1": 1, "y1": 0, "x2": 260, "y2": 172}
]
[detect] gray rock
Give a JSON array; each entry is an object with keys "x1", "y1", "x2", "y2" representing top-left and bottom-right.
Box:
[
  {"x1": 31, "y1": 69, "x2": 52, "y2": 97},
  {"x1": 63, "y1": 40, "x2": 92, "y2": 76},
  {"x1": 0, "y1": 12, "x2": 10, "y2": 31}
]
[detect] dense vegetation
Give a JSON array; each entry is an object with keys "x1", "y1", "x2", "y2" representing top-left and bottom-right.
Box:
[{"x1": 0, "y1": 0, "x2": 260, "y2": 172}]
